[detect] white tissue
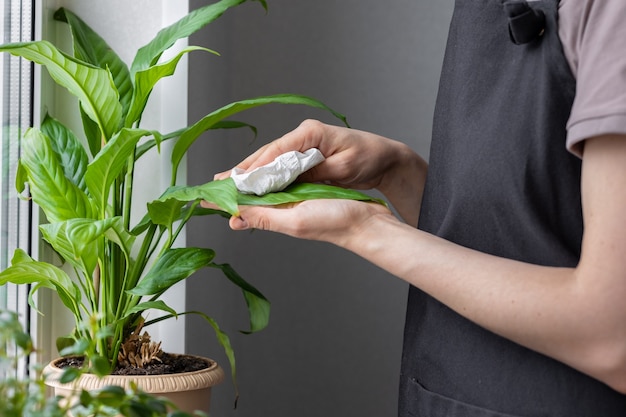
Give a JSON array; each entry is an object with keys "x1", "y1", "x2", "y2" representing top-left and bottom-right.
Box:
[{"x1": 231, "y1": 148, "x2": 325, "y2": 195}]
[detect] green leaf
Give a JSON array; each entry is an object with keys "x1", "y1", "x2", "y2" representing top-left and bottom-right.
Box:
[
  {"x1": 104, "y1": 217, "x2": 136, "y2": 260},
  {"x1": 135, "y1": 120, "x2": 257, "y2": 161},
  {"x1": 64, "y1": 218, "x2": 118, "y2": 259},
  {"x1": 40, "y1": 114, "x2": 89, "y2": 192},
  {"x1": 0, "y1": 311, "x2": 33, "y2": 352},
  {"x1": 0, "y1": 249, "x2": 70, "y2": 289},
  {"x1": 56, "y1": 335, "x2": 76, "y2": 354},
  {"x1": 79, "y1": 388, "x2": 94, "y2": 407},
  {"x1": 181, "y1": 204, "x2": 232, "y2": 221},
  {"x1": 40, "y1": 219, "x2": 106, "y2": 277},
  {"x1": 238, "y1": 182, "x2": 387, "y2": 207},
  {"x1": 59, "y1": 339, "x2": 89, "y2": 357},
  {"x1": 129, "y1": 214, "x2": 154, "y2": 236},
  {"x1": 80, "y1": 106, "x2": 103, "y2": 157},
  {"x1": 131, "y1": 0, "x2": 254, "y2": 76},
  {"x1": 122, "y1": 300, "x2": 178, "y2": 319},
  {"x1": 85, "y1": 128, "x2": 150, "y2": 212},
  {"x1": 147, "y1": 198, "x2": 187, "y2": 229},
  {"x1": 20, "y1": 129, "x2": 93, "y2": 222},
  {"x1": 126, "y1": 46, "x2": 217, "y2": 127},
  {"x1": 187, "y1": 311, "x2": 238, "y2": 400},
  {"x1": 0, "y1": 40, "x2": 122, "y2": 140},
  {"x1": 161, "y1": 178, "x2": 385, "y2": 217},
  {"x1": 171, "y1": 94, "x2": 349, "y2": 182},
  {"x1": 60, "y1": 367, "x2": 82, "y2": 384},
  {"x1": 94, "y1": 386, "x2": 126, "y2": 407},
  {"x1": 0, "y1": 250, "x2": 82, "y2": 316},
  {"x1": 132, "y1": 200, "x2": 231, "y2": 236},
  {"x1": 159, "y1": 179, "x2": 240, "y2": 217},
  {"x1": 15, "y1": 160, "x2": 27, "y2": 194},
  {"x1": 212, "y1": 263, "x2": 270, "y2": 334},
  {"x1": 128, "y1": 248, "x2": 216, "y2": 296},
  {"x1": 54, "y1": 7, "x2": 133, "y2": 126},
  {"x1": 90, "y1": 355, "x2": 112, "y2": 377}
]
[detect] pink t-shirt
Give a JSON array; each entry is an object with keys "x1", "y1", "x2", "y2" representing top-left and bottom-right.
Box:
[{"x1": 552, "y1": 0, "x2": 626, "y2": 157}]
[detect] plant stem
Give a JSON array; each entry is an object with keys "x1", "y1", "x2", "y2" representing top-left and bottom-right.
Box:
[{"x1": 123, "y1": 154, "x2": 135, "y2": 231}]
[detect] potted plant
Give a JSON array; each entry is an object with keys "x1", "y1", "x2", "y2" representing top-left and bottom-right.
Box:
[
  {"x1": 0, "y1": 0, "x2": 380, "y2": 413},
  {"x1": 0, "y1": 309, "x2": 203, "y2": 417}
]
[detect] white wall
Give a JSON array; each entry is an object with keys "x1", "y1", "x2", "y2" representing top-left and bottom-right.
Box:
[{"x1": 186, "y1": 1, "x2": 453, "y2": 416}]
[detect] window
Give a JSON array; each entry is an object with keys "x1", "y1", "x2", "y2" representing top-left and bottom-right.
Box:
[
  {"x1": 1, "y1": 0, "x2": 34, "y2": 310},
  {"x1": 1, "y1": 0, "x2": 34, "y2": 377}
]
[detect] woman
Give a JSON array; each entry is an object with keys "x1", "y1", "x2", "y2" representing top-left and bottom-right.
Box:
[{"x1": 208, "y1": 1, "x2": 626, "y2": 415}]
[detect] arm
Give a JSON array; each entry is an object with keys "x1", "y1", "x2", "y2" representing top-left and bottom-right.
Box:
[
  {"x1": 341, "y1": 133, "x2": 626, "y2": 393},
  {"x1": 231, "y1": 134, "x2": 626, "y2": 393}
]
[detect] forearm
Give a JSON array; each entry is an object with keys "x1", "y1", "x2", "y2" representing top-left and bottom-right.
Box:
[{"x1": 340, "y1": 212, "x2": 626, "y2": 392}]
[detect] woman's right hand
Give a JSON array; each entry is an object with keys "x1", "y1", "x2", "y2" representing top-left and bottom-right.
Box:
[{"x1": 215, "y1": 119, "x2": 428, "y2": 225}]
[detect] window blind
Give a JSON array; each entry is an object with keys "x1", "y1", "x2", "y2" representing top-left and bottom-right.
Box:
[{"x1": 0, "y1": 0, "x2": 34, "y2": 378}]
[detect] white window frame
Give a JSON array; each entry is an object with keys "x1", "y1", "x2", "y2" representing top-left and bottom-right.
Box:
[{"x1": 33, "y1": 0, "x2": 189, "y2": 365}]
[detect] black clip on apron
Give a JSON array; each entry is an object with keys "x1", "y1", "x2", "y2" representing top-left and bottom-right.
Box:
[{"x1": 398, "y1": 0, "x2": 626, "y2": 416}]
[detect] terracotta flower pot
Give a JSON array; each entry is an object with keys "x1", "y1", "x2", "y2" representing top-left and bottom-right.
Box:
[{"x1": 43, "y1": 354, "x2": 225, "y2": 414}]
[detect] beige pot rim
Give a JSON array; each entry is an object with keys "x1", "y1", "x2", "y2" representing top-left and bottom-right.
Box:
[{"x1": 43, "y1": 354, "x2": 225, "y2": 394}]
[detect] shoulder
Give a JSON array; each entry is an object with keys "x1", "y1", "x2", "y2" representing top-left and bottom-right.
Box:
[
  {"x1": 558, "y1": 0, "x2": 626, "y2": 157},
  {"x1": 558, "y1": 0, "x2": 626, "y2": 74}
]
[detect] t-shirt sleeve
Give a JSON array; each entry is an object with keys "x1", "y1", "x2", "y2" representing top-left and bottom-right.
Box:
[{"x1": 559, "y1": 0, "x2": 626, "y2": 157}]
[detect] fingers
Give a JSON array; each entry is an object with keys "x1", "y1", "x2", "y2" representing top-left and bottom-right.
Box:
[
  {"x1": 228, "y1": 203, "x2": 315, "y2": 238},
  {"x1": 213, "y1": 144, "x2": 271, "y2": 180},
  {"x1": 214, "y1": 120, "x2": 329, "y2": 180}
]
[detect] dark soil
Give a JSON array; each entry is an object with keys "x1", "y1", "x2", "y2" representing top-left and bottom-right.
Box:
[{"x1": 55, "y1": 353, "x2": 210, "y2": 376}]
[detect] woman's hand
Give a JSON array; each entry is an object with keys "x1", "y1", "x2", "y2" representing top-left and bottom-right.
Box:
[
  {"x1": 228, "y1": 198, "x2": 396, "y2": 247},
  {"x1": 215, "y1": 119, "x2": 428, "y2": 225}
]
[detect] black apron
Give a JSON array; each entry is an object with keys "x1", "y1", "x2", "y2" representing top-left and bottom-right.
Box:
[{"x1": 398, "y1": 0, "x2": 626, "y2": 416}]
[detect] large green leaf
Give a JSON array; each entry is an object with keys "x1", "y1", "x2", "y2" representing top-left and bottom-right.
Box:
[
  {"x1": 126, "y1": 46, "x2": 217, "y2": 127},
  {"x1": 20, "y1": 129, "x2": 93, "y2": 222},
  {"x1": 133, "y1": 199, "x2": 231, "y2": 236},
  {"x1": 238, "y1": 182, "x2": 387, "y2": 207},
  {"x1": 211, "y1": 263, "x2": 270, "y2": 334},
  {"x1": 40, "y1": 221, "x2": 100, "y2": 277},
  {"x1": 0, "y1": 41, "x2": 122, "y2": 140},
  {"x1": 146, "y1": 199, "x2": 187, "y2": 229},
  {"x1": 159, "y1": 179, "x2": 240, "y2": 216},
  {"x1": 85, "y1": 128, "x2": 150, "y2": 212},
  {"x1": 171, "y1": 94, "x2": 349, "y2": 181},
  {"x1": 158, "y1": 178, "x2": 384, "y2": 216},
  {"x1": 40, "y1": 114, "x2": 89, "y2": 192},
  {"x1": 130, "y1": 0, "x2": 257, "y2": 76},
  {"x1": 181, "y1": 311, "x2": 239, "y2": 400},
  {"x1": 104, "y1": 218, "x2": 136, "y2": 261},
  {"x1": 128, "y1": 248, "x2": 216, "y2": 297},
  {"x1": 64, "y1": 218, "x2": 118, "y2": 260},
  {"x1": 54, "y1": 8, "x2": 133, "y2": 130},
  {"x1": 0, "y1": 249, "x2": 82, "y2": 317}
]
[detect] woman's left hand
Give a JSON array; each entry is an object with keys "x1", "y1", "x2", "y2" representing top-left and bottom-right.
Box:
[{"x1": 228, "y1": 198, "x2": 395, "y2": 247}]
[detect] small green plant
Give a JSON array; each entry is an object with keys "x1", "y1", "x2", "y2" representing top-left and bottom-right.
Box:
[
  {"x1": 0, "y1": 0, "x2": 377, "y2": 387},
  {"x1": 0, "y1": 310, "x2": 203, "y2": 417}
]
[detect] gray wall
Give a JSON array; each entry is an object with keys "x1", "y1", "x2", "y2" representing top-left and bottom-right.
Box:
[{"x1": 186, "y1": 1, "x2": 453, "y2": 416}]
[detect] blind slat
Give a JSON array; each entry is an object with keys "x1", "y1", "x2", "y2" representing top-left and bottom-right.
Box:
[{"x1": 1, "y1": 0, "x2": 34, "y2": 380}]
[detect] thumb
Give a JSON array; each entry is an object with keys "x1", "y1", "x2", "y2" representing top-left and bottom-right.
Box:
[
  {"x1": 229, "y1": 214, "x2": 250, "y2": 230},
  {"x1": 228, "y1": 204, "x2": 299, "y2": 232}
]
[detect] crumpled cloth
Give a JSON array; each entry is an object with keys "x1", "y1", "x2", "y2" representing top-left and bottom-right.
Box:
[{"x1": 231, "y1": 148, "x2": 325, "y2": 195}]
